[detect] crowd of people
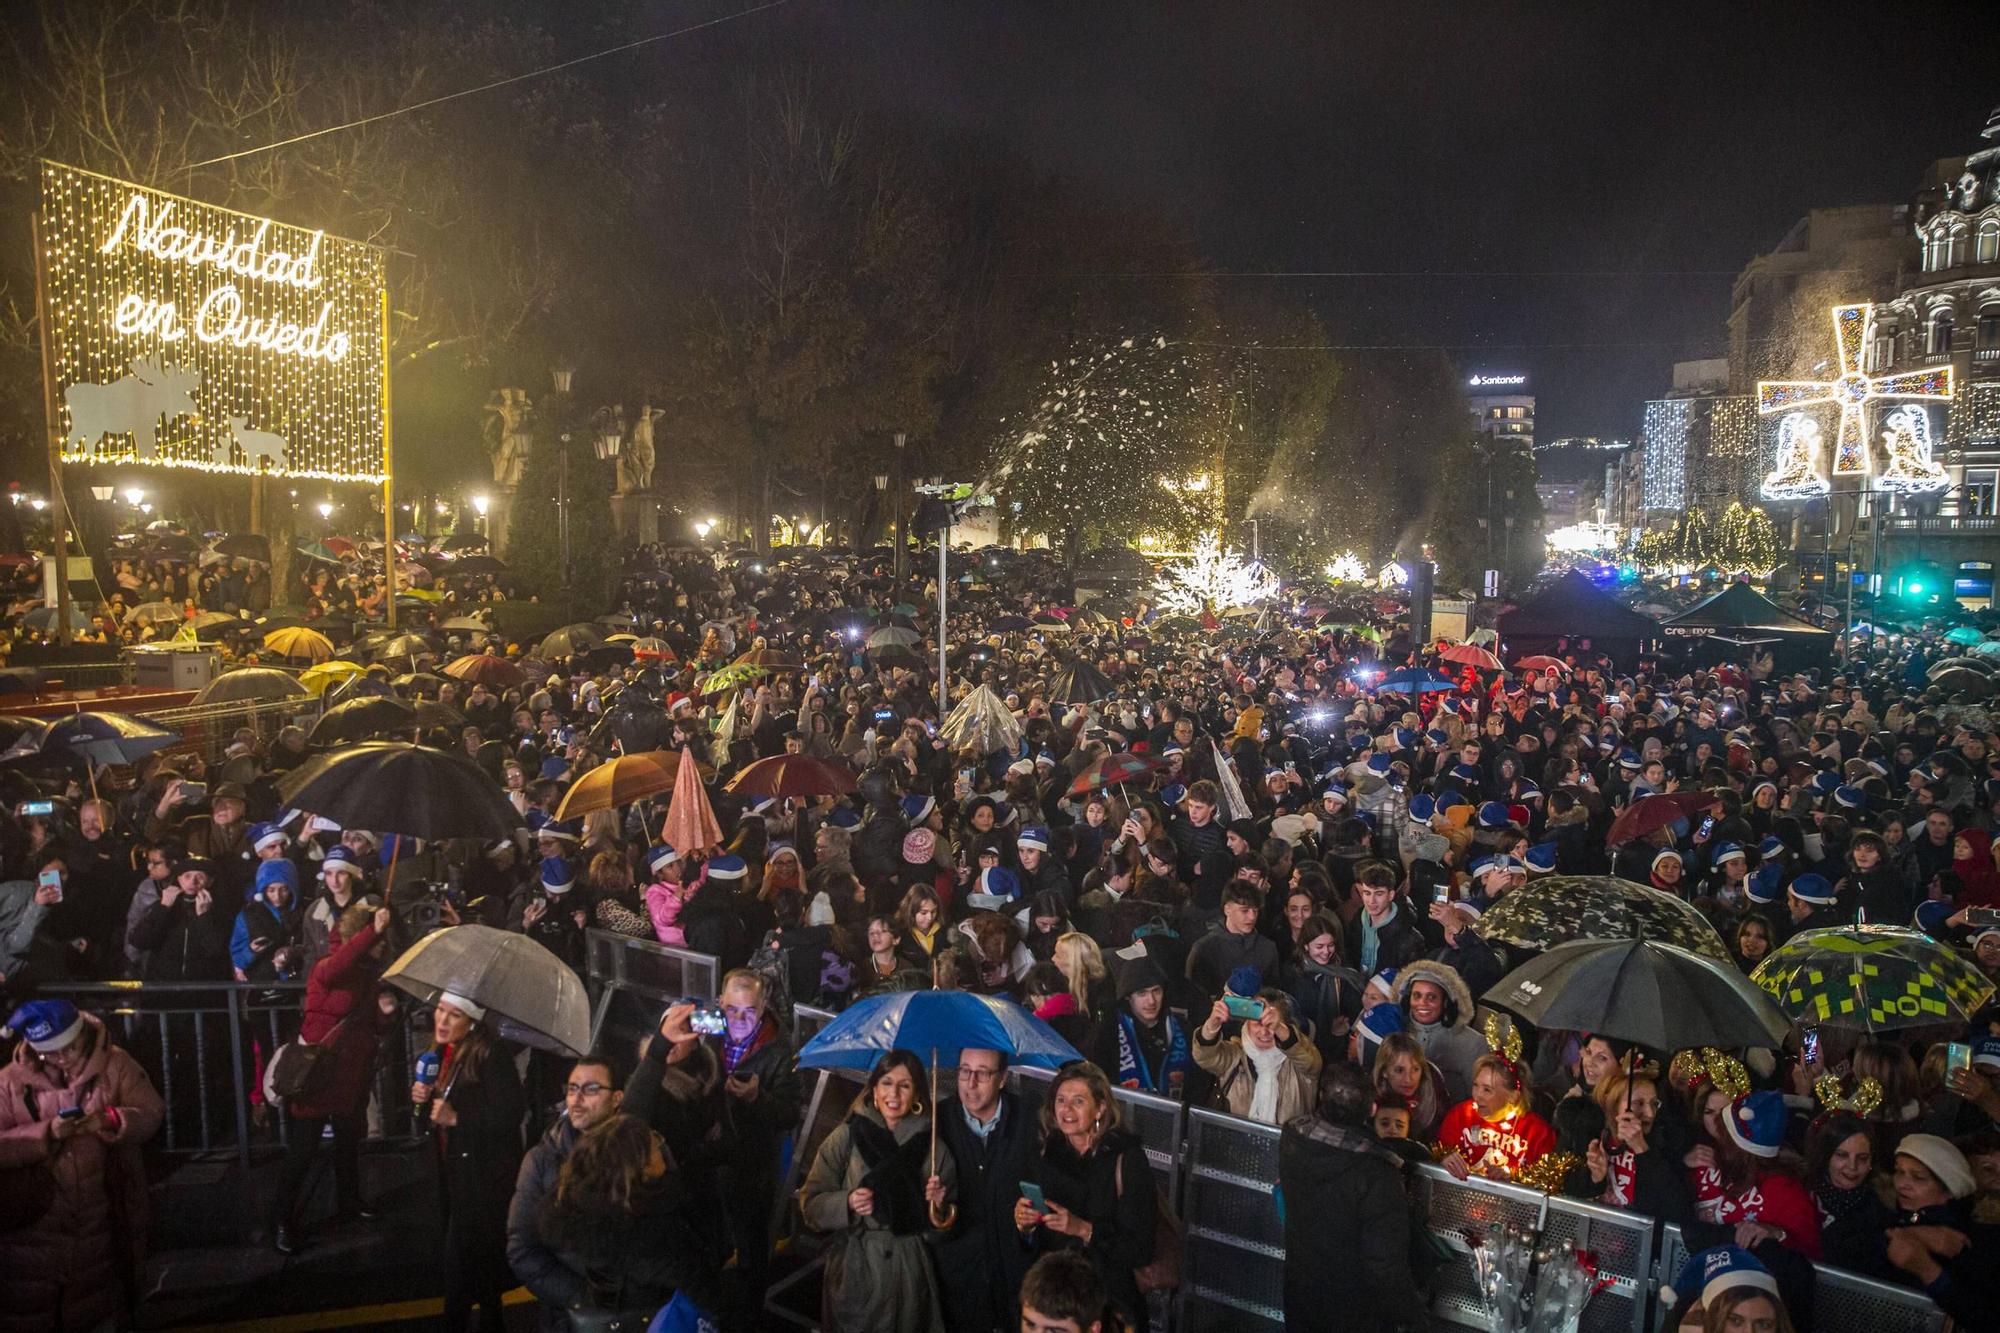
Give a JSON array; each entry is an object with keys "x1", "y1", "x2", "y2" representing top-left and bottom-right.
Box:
[{"x1": 3, "y1": 538, "x2": 2000, "y2": 1331}]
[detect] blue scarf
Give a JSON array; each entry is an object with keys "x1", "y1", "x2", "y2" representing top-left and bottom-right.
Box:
[
  {"x1": 1360, "y1": 903, "x2": 1395, "y2": 973},
  {"x1": 1115, "y1": 1010, "x2": 1190, "y2": 1093}
]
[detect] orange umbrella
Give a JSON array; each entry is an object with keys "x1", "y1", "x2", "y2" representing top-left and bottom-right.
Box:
[
  {"x1": 263, "y1": 626, "x2": 335, "y2": 662},
  {"x1": 660, "y1": 745, "x2": 721, "y2": 855},
  {"x1": 553, "y1": 752, "x2": 680, "y2": 820}
]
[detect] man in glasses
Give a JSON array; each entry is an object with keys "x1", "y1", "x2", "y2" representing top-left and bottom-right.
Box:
[
  {"x1": 623, "y1": 968, "x2": 801, "y2": 1317},
  {"x1": 935, "y1": 1047, "x2": 1039, "y2": 1333},
  {"x1": 506, "y1": 1051, "x2": 624, "y2": 1326}
]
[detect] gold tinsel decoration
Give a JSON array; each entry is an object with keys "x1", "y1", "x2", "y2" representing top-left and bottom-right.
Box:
[
  {"x1": 1514, "y1": 1150, "x2": 1583, "y2": 1195},
  {"x1": 1675, "y1": 1047, "x2": 1750, "y2": 1099},
  {"x1": 1814, "y1": 1072, "x2": 1884, "y2": 1118},
  {"x1": 1482, "y1": 1012, "x2": 1524, "y2": 1062}
]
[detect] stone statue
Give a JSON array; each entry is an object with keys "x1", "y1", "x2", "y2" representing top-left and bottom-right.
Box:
[
  {"x1": 619, "y1": 402, "x2": 661, "y2": 494},
  {"x1": 482, "y1": 388, "x2": 534, "y2": 488}
]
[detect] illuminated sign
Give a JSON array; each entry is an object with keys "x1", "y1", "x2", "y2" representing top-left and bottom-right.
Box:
[
  {"x1": 1757, "y1": 302, "x2": 1951, "y2": 499},
  {"x1": 1469, "y1": 375, "x2": 1528, "y2": 388},
  {"x1": 40, "y1": 161, "x2": 387, "y2": 481}
]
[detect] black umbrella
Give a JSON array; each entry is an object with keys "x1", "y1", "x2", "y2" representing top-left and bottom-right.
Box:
[
  {"x1": 194, "y1": 668, "x2": 310, "y2": 706},
  {"x1": 539, "y1": 623, "x2": 609, "y2": 659},
  {"x1": 275, "y1": 742, "x2": 521, "y2": 840},
  {"x1": 439, "y1": 533, "x2": 490, "y2": 552},
  {"x1": 595, "y1": 696, "x2": 672, "y2": 753},
  {"x1": 988, "y1": 614, "x2": 1032, "y2": 632},
  {"x1": 213, "y1": 533, "x2": 271, "y2": 562},
  {"x1": 324, "y1": 673, "x2": 398, "y2": 708},
  {"x1": 1048, "y1": 658, "x2": 1114, "y2": 704},
  {"x1": 310, "y1": 696, "x2": 417, "y2": 745},
  {"x1": 373, "y1": 633, "x2": 437, "y2": 664},
  {"x1": 1485, "y1": 937, "x2": 1790, "y2": 1052},
  {"x1": 446, "y1": 555, "x2": 508, "y2": 577},
  {"x1": 42, "y1": 712, "x2": 181, "y2": 766},
  {"x1": 393, "y1": 671, "x2": 451, "y2": 697}
]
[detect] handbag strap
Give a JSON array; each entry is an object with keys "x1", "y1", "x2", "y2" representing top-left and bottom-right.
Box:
[{"x1": 301, "y1": 1010, "x2": 357, "y2": 1050}]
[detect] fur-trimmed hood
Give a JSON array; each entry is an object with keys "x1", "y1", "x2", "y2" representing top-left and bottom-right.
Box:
[{"x1": 1394, "y1": 959, "x2": 1475, "y2": 1030}]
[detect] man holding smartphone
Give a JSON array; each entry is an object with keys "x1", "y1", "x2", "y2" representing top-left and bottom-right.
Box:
[{"x1": 935, "y1": 1048, "x2": 1037, "y2": 1333}]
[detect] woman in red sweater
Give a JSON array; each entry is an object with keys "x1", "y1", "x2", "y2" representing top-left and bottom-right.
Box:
[
  {"x1": 1687, "y1": 1090, "x2": 1822, "y2": 1260},
  {"x1": 268, "y1": 897, "x2": 399, "y2": 1254},
  {"x1": 1439, "y1": 1053, "x2": 1555, "y2": 1182}
]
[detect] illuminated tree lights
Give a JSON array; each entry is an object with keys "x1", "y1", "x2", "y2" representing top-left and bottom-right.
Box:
[
  {"x1": 39, "y1": 161, "x2": 388, "y2": 482},
  {"x1": 1322, "y1": 552, "x2": 1370, "y2": 582},
  {"x1": 1757, "y1": 302, "x2": 1952, "y2": 499},
  {"x1": 1152, "y1": 531, "x2": 1278, "y2": 613}
]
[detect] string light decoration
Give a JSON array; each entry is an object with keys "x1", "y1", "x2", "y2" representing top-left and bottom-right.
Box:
[
  {"x1": 1152, "y1": 530, "x2": 1278, "y2": 614},
  {"x1": 1947, "y1": 382, "x2": 2000, "y2": 453},
  {"x1": 1641, "y1": 400, "x2": 1690, "y2": 511},
  {"x1": 1757, "y1": 302, "x2": 1951, "y2": 495},
  {"x1": 1322, "y1": 552, "x2": 1370, "y2": 582},
  {"x1": 1874, "y1": 405, "x2": 1950, "y2": 494},
  {"x1": 1714, "y1": 501, "x2": 1780, "y2": 576},
  {"x1": 38, "y1": 161, "x2": 388, "y2": 482}
]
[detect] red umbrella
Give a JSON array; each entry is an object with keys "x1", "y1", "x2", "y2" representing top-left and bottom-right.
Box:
[
  {"x1": 1067, "y1": 752, "x2": 1160, "y2": 797},
  {"x1": 1512, "y1": 655, "x2": 1570, "y2": 674},
  {"x1": 1605, "y1": 791, "x2": 1721, "y2": 846},
  {"x1": 1439, "y1": 643, "x2": 1504, "y2": 671},
  {"x1": 725, "y1": 753, "x2": 859, "y2": 799},
  {"x1": 443, "y1": 653, "x2": 525, "y2": 689}
]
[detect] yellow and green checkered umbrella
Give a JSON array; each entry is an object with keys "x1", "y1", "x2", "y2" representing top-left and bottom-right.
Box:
[{"x1": 1750, "y1": 924, "x2": 1995, "y2": 1034}]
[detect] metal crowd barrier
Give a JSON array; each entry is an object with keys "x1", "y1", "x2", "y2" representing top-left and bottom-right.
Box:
[
  {"x1": 1179, "y1": 1108, "x2": 1286, "y2": 1332},
  {"x1": 138, "y1": 696, "x2": 314, "y2": 763},
  {"x1": 581, "y1": 928, "x2": 720, "y2": 1049},
  {"x1": 36, "y1": 979, "x2": 430, "y2": 1168},
  {"x1": 1656, "y1": 1223, "x2": 1945, "y2": 1333}
]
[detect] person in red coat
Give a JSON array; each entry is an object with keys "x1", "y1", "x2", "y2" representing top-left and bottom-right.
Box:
[
  {"x1": 1438, "y1": 1052, "x2": 1556, "y2": 1183},
  {"x1": 269, "y1": 896, "x2": 399, "y2": 1255}
]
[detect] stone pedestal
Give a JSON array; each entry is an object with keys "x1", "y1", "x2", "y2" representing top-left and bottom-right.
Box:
[
  {"x1": 611, "y1": 490, "x2": 661, "y2": 544},
  {"x1": 486, "y1": 486, "x2": 517, "y2": 560}
]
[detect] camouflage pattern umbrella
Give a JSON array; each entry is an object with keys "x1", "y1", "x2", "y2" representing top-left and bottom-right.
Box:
[
  {"x1": 1749, "y1": 924, "x2": 1995, "y2": 1034},
  {"x1": 1470, "y1": 874, "x2": 1730, "y2": 962}
]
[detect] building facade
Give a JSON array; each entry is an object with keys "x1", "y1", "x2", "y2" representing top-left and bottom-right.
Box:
[
  {"x1": 1639, "y1": 359, "x2": 1759, "y2": 518},
  {"x1": 1466, "y1": 373, "x2": 1535, "y2": 451}
]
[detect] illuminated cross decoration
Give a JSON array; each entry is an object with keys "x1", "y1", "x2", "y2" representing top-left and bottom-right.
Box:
[{"x1": 1757, "y1": 303, "x2": 1953, "y2": 480}]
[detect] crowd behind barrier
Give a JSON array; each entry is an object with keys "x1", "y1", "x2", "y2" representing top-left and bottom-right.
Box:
[
  {"x1": 768, "y1": 989, "x2": 1948, "y2": 1333},
  {"x1": 25, "y1": 943, "x2": 1957, "y2": 1333}
]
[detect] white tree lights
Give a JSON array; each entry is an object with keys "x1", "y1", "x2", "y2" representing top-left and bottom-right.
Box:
[
  {"x1": 1758, "y1": 302, "x2": 1952, "y2": 500},
  {"x1": 1153, "y1": 531, "x2": 1279, "y2": 614}
]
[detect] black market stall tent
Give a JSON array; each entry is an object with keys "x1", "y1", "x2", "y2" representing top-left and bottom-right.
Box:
[
  {"x1": 1495, "y1": 572, "x2": 1661, "y2": 668},
  {"x1": 1658, "y1": 580, "x2": 1834, "y2": 672}
]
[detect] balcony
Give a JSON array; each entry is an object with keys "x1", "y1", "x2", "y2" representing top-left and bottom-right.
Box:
[{"x1": 1878, "y1": 513, "x2": 2000, "y2": 535}]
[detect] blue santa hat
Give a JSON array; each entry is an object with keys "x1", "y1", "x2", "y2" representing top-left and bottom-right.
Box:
[
  {"x1": 1365, "y1": 754, "x2": 1394, "y2": 777},
  {"x1": 825, "y1": 806, "x2": 862, "y2": 831},
  {"x1": 1617, "y1": 748, "x2": 1643, "y2": 770},
  {"x1": 1160, "y1": 783, "x2": 1187, "y2": 807},
  {"x1": 1355, "y1": 1002, "x2": 1405, "y2": 1057},
  {"x1": 1449, "y1": 762, "x2": 1482, "y2": 785},
  {"x1": 1757, "y1": 835, "x2": 1788, "y2": 860},
  {"x1": 1392, "y1": 727, "x2": 1416, "y2": 750},
  {"x1": 646, "y1": 843, "x2": 679, "y2": 877},
  {"x1": 250, "y1": 821, "x2": 288, "y2": 854},
  {"x1": 1424, "y1": 728, "x2": 1451, "y2": 748},
  {"x1": 1745, "y1": 862, "x2": 1784, "y2": 906},
  {"x1": 1017, "y1": 826, "x2": 1052, "y2": 853},
  {"x1": 899, "y1": 793, "x2": 936, "y2": 824},
  {"x1": 1475, "y1": 801, "x2": 1511, "y2": 830},
  {"x1": 538, "y1": 818, "x2": 582, "y2": 844},
  {"x1": 705, "y1": 853, "x2": 748, "y2": 882},
  {"x1": 1524, "y1": 843, "x2": 1558, "y2": 875},
  {"x1": 1833, "y1": 785, "x2": 1866, "y2": 810},
  {"x1": 1724, "y1": 1090, "x2": 1787, "y2": 1158},
  {"x1": 975, "y1": 865, "x2": 1020, "y2": 902},
  {"x1": 4, "y1": 999, "x2": 85, "y2": 1052},
  {"x1": 1407, "y1": 794, "x2": 1436, "y2": 823},
  {"x1": 319, "y1": 845, "x2": 363, "y2": 878},
  {"x1": 1225, "y1": 965, "x2": 1265, "y2": 997},
  {"x1": 1808, "y1": 770, "x2": 1841, "y2": 796},
  {"x1": 1788, "y1": 872, "x2": 1836, "y2": 906},
  {"x1": 1914, "y1": 899, "x2": 1954, "y2": 936},
  {"x1": 540, "y1": 857, "x2": 576, "y2": 895},
  {"x1": 1664, "y1": 1246, "x2": 1776, "y2": 1310},
  {"x1": 1711, "y1": 842, "x2": 1747, "y2": 866}
]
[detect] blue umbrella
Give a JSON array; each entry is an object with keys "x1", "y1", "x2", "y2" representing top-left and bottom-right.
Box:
[
  {"x1": 798, "y1": 990, "x2": 1083, "y2": 1072},
  {"x1": 1378, "y1": 667, "x2": 1457, "y2": 695}
]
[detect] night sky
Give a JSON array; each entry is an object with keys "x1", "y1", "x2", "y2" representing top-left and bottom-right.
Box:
[{"x1": 760, "y1": 0, "x2": 1992, "y2": 440}]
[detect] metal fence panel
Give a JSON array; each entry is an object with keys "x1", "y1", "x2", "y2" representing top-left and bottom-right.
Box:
[
  {"x1": 581, "y1": 929, "x2": 719, "y2": 1049},
  {"x1": 1410, "y1": 1163, "x2": 1549, "y2": 1329},
  {"x1": 1541, "y1": 1193, "x2": 1656, "y2": 1333},
  {"x1": 1179, "y1": 1108, "x2": 1285, "y2": 1332},
  {"x1": 1655, "y1": 1224, "x2": 1944, "y2": 1333}
]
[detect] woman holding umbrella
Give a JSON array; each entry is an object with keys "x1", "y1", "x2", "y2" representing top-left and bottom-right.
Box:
[
  {"x1": 411, "y1": 995, "x2": 526, "y2": 1333},
  {"x1": 799, "y1": 1049, "x2": 956, "y2": 1333}
]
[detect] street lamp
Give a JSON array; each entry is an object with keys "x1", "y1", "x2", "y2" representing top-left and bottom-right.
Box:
[
  {"x1": 123, "y1": 487, "x2": 145, "y2": 507},
  {"x1": 317, "y1": 501, "x2": 333, "y2": 520},
  {"x1": 694, "y1": 520, "x2": 712, "y2": 540}
]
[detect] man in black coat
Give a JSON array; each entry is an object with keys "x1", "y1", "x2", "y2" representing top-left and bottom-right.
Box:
[
  {"x1": 1278, "y1": 1062, "x2": 1430, "y2": 1332},
  {"x1": 934, "y1": 1047, "x2": 1039, "y2": 1333}
]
